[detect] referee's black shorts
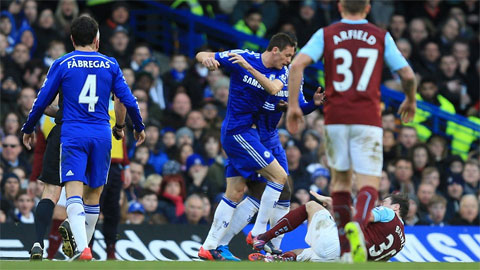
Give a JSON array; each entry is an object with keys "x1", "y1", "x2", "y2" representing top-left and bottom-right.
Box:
[{"x1": 38, "y1": 124, "x2": 63, "y2": 186}]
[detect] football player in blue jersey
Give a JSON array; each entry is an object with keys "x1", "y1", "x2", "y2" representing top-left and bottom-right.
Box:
[
  {"x1": 195, "y1": 33, "x2": 296, "y2": 260},
  {"x1": 21, "y1": 15, "x2": 145, "y2": 261}
]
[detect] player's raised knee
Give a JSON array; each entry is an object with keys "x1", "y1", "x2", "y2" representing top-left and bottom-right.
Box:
[{"x1": 306, "y1": 201, "x2": 324, "y2": 214}]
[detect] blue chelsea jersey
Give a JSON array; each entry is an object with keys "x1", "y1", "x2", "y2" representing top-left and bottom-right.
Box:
[
  {"x1": 215, "y1": 49, "x2": 289, "y2": 135},
  {"x1": 257, "y1": 78, "x2": 318, "y2": 148},
  {"x1": 22, "y1": 51, "x2": 144, "y2": 137}
]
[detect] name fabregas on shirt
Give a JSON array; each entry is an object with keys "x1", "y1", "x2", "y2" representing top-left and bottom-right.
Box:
[{"x1": 67, "y1": 59, "x2": 111, "y2": 69}]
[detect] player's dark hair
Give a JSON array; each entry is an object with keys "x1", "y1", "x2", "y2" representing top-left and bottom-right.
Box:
[
  {"x1": 71, "y1": 15, "x2": 99, "y2": 47},
  {"x1": 340, "y1": 0, "x2": 370, "y2": 15},
  {"x1": 387, "y1": 193, "x2": 409, "y2": 219},
  {"x1": 267, "y1": 32, "x2": 296, "y2": 52}
]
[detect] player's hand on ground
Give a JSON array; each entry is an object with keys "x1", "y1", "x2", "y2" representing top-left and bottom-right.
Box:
[
  {"x1": 134, "y1": 130, "x2": 146, "y2": 146},
  {"x1": 22, "y1": 133, "x2": 35, "y2": 150},
  {"x1": 286, "y1": 105, "x2": 304, "y2": 134},
  {"x1": 228, "y1": 53, "x2": 251, "y2": 70},
  {"x1": 309, "y1": 190, "x2": 332, "y2": 208},
  {"x1": 313, "y1": 87, "x2": 326, "y2": 106},
  {"x1": 397, "y1": 98, "x2": 416, "y2": 123},
  {"x1": 202, "y1": 57, "x2": 220, "y2": 71},
  {"x1": 123, "y1": 167, "x2": 132, "y2": 189},
  {"x1": 276, "y1": 100, "x2": 288, "y2": 112}
]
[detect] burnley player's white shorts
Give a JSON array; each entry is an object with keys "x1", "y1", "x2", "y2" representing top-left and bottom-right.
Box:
[
  {"x1": 297, "y1": 209, "x2": 340, "y2": 262},
  {"x1": 324, "y1": 124, "x2": 383, "y2": 177}
]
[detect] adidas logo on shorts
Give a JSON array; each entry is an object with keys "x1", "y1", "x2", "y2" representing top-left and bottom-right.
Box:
[{"x1": 66, "y1": 170, "x2": 74, "y2": 176}]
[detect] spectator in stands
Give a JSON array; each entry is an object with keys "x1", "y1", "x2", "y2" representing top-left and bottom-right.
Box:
[
  {"x1": 427, "y1": 135, "x2": 449, "y2": 165},
  {"x1": 122, "y1": 67, "x2": 135, "y2": 89},
  {"x1": 201, "y1": 100, "x2": 222, "y2": 131},
  {"x1": 100, "y1": 2, "x2": 131, "y2": 49},
  {"x1": 438, "y1": 55, "x2": 470, "y2": 114},
  {"x1": 211, "y1": 76, "x2": 229, "y2": 118},
  {"x1": 286, "y1": 140, "x2": 309, "y2": 190},
  {"x1": 163, "y1": 93, "x2": 192, "y2": 129},
  {"x1": 124, "y1": 161, "x2": 145, "y2": 202},
  {"x1": 436, "y1": 17, "x2": 461, "y2": 54},
  {"x1": 301, "y1": 129, "x2": 321, "y2": 165},
  {"x1": 450, "y1": 194, "x2": 479, "y2": 225},
  {"x1": 447, "y1": 155, "x2": 465, "y2": 176},
  {"x1": 310, "y1": 166, "x2": 330, "y2": 196},
  {"x1": 175, "y1": 193, "x2": 208, "y2": 225},
  {"x1": 43, "y1": 40, "x2": 65, "y2": 67},
  {"x1": 405, "y1": 194, "x2": 420, "y2": 225},
  {"x1": 291, "y1": 0, "x2": 322, "y2": 47},
  {"x1": 54, "y1": 0, "x2": 78, "y2": 50},
  {"x1": 22, "y1": 60, "x2": 43, "y2": 89},
  {"x1": 414, "y1": 40, "x2": 441, "y2": 78},
  {"x1": 417, "y1": 182, "x2": 436, "y2": 221},
  {"x1": 231, "y1": 1, "x2": 278, "y2": 32},
  {"x1": 139, "y1": 190, "x2": 165, "y2": 224},
  {"x1": 0, "y1": 33, "x2": 8, "y2": 61},
  {"x1": 130, "y1": 43, "x2": 151, "y2": 71},
  {"x1": 132, "y1": 145, "x2": 156, "y2": 177},
  {"x1": 388, "y1": 14, "x2": 407, "y2": 41},
  {"x1": 382, "y1": 110, "x2": 397, "y2": 131},
  {"x1": 418, "y1": 194, "x2": 448, "y2": 226},
  {"x1": 392, "y1": 158, "x2": 415, "y2": 196},
  {"x1": 186, "y1": 110, "x2": 207, "y2": 153},
  {"x1": 408, "y1": 18, "x2": 430, "y2": 56},
  {"x1": 395, "y1": 126, "x2": 418, "y2": 157},
  {"x1": 234, "y1": 8, "x2": 266, "y2": 51},
  {"x1": 379, "y1": 170, "x2": 392, "y2": 200},
  {"x1": 0, "y1": 11, "x2": 16, "y2": 53},
  {"x1": 409, "y1": 0, "x2": 448, "y2": 25},
  {"x1": 162, "y1": 160, "x2": 181, "y2": 177},
  {"x1": 2, "y1": 112, "x2": 20, "y2": 138},
  {"x1": 158, "y1": 174, "x2": 186, "y2": 223},
  {"x1": 107, "y1": 26, "x2": 131, "y2": 68},
  {"x1": 16, "y1": 87, "x2": 36, "y2": 124},
  {"x1": 162, "y1": 54, "x2": 193, "y2": 103},
  {"x1": 11, "y1": 167, "x2": 27, "y2": 190},
  {"x1": 15, "y1": 25, "x2": 37, "y2": 57},
  {"x1": 146, "y1": 125, "x2": 169, "y2": 174},
  {"x1": 12, "y1": 190, "x2": 35, "y2": 224},
  {"x1": 160, "y1": 128, "x2": 177, "y2": 159},
  {"x1": 203, "y1": 69, "x2": 223, "y2": 100},
  {"x1": 126, "y1": 201, "x2": 145, "y2": 225},
  {"x1": 0, "y1": 173, "x2": 20, "y2": 221},
  {"x1": 452, "y1": 40, "x2": 471, "y2": 76},
  {"x1": 445, "y1": 174, "x2": 465, "y2": 221},
  {"x1": 1, "y1": 135, "x2": 30, "y2": 174},
  {"x1": 5, "y1": 43, "x2": 30, "y2": 82},
  {"x1": 21, "y1": 0, "x2": 37, "y2": 27},
  {"x1": 33, "y1": 9, "x2": 60, "y2": 59},
  {"x1": 294, "y1": 188, "x2": 310, "y2": 206},
  {"x1": 462, "y1": 161, "x2": 480, "y2": 195},
  {"x1": 142, "y1": 58, "x2": 168, "y2": 110},
  {"x1": 421, "y1": 166, "x2": 442, "y2": 194},
  {"x1": 410, "y1": 143, "x2": 434, "y2": 183},
  {"x1": 143, "y1": 174, "x2": 162, "y2": 195},
  {"x1": 383, "y1": 129, "x2": 397, "y2": 168}
]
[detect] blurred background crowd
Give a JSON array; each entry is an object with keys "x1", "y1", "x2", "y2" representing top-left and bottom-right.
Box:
[{"x1": 0, "y1": 0, "x2": 479, "y2": 229}]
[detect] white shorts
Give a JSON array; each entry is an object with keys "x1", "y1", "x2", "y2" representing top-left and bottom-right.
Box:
[
  {"x1": 57, "y1": 187, "x2": 67, "y2": 207},
  {"x1": 324, "y1": 124, "x2": 383, "y2": 177},
  {"x1": 298, "y1": 209, "x2": 340, "y2": 262}
]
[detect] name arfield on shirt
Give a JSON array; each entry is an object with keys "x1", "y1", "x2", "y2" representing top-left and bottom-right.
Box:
[
  {"x1": 333, "y1": 30, "x2": 376, "y2": 45},
  {"x1": 67, "y1": 59, "x2": 111, "y2": 69}
]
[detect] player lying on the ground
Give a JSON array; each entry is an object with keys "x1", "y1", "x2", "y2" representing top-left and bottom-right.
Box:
[{"x1": 250, "y1": 191, "x2": 408, "y2": 262}]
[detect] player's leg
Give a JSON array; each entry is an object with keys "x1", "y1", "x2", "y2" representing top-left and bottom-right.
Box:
[
  {"x1": 251, "y1": 159, "x2": 288, "y2": 237},
  {"x1": 325, "y1": 124, "x2": 353, "y2": 256},
  {"x1": 199, "y1": 176, "x2": 245, "y2": 260},
  {"x1": 306, "y1": 205, "x2": 341, "y2": 262},
  {"x1": 350, "y1": 125, "x2": 383, "y2": 226}
]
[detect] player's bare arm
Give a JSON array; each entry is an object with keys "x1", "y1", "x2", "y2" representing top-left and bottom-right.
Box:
[
  {"x1": 44, "y1": 94, "x2": 60, "y2": 117},
  {"x1": 286, "y1": 53, "x2": 313, "y2": 134},
  {"x1": 396, "y1": 65, "x2": 417, "y2": 123},
  {"x1": 228, "y1": 53, "x2": 284, "y2": 95},
  {"x1": 196, "y1": 51, "x2": 220, "y2": 71},
  {"x1": 277, "y1": 87, "x2": 325, "y2": 112}
]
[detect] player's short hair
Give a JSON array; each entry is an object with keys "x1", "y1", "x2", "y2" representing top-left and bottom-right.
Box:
[
  {"x1": 71, "y1": 15, "x2": 99, "y2": 47},
  {"x1": 387, "y1": 193, "x2": 409, "y2": 220},
  {"x1": 266, "y1": 32, "x2": 297, "y2": 52},
  {"x1": 340, "y1": 0, "x2": 370, "y2": 15}
]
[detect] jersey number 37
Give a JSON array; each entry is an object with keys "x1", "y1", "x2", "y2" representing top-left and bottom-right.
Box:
[
  {"x1": 333, "y1": 48, "x2": 378, "y2": 92},
  {"x1": 79, "y1": 74, "x2": 99, "y2": 112}
]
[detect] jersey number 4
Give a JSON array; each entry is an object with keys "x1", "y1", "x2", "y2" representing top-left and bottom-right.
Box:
[
  {"x1": 79, "y1": 74, "x2": 99, "y2": 112},
  {"x1": 333, "y1": 48, "x2": 378, "y2": 92}
]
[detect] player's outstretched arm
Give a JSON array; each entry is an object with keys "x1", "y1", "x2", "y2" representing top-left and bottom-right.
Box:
[
  {"x1": 396, "y1": 66, "x2": 417, "y2": 123},
  {"x1": 228, "y1": 53, "x2": 284, "y2": 95},
  {"x1": 287, "y1": 53, "x2": 312, "y2": 134},
  {"x1": 196, "y1": 51, "x2": 220, "y2": 71}
]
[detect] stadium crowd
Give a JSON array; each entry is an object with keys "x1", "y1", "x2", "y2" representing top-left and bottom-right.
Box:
[{"x1": 0, "y1": 0, "x2": 479, "y2": 233}]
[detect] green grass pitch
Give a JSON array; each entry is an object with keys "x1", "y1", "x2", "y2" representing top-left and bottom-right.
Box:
[{"x1": 0, "y1": 261, "x2": 479, "y2": 270}]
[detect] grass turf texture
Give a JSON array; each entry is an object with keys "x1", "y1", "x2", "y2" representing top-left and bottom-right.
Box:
[{"x1": 0, "y1": 261, "x2": 479, "y2": 270}]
